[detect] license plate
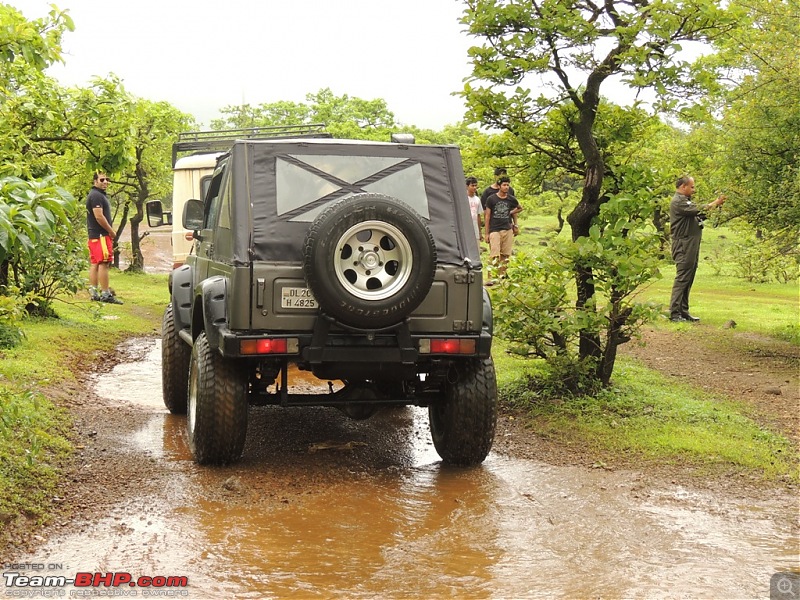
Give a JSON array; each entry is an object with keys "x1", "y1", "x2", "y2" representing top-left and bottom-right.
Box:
[{"x1": 280, "y1": 287, "x2": 317, "y2": 309}]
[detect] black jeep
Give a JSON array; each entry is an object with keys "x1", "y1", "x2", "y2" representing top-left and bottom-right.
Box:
[{"x1": 159, "y1": 136, "x2": 496, "y2": 466}]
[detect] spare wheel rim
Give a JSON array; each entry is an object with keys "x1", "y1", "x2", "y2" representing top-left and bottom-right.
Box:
[{"x1": 333, "y1": 220, "x2": 414, "y2": 301}]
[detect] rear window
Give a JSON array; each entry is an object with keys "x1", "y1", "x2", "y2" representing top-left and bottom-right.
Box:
[{"x1": 276, "y1": 154, "x2": 430, "y2": 222}]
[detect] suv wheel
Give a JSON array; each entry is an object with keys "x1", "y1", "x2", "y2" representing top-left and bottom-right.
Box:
[
  {"x1": 303, "y1": 194, "x2": 436, "y2": 329},
  {"x1": 429, "y1": 358, "x2": 497, "y2": 466},
  {"x1": 187, "y1": 332, "x2": 248, "y2": 465},
  {"x1": 162, "y1": 304, "x2": 190, "y2": 414}
]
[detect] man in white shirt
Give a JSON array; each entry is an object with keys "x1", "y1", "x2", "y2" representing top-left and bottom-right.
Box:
[{"x1": 466, "y1": 176, "x2": 483, "y2": 249}]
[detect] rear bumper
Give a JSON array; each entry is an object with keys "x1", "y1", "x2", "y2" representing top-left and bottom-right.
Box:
[{"x1": 217, "y1": 328, "x2": 492, "y2": 363}]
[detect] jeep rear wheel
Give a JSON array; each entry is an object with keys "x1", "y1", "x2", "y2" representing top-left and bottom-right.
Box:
[
  {"x1": 187, "y1": 332, "x2": 248, "y2": 465},
  {"x1": 429, "y1": 358, "x2": 498, "y2": 466},
  {"x1": 303, "y1": 194, "x2": 436, "y2": 329},
  {"x1": 162, "y1": 304, "x2": 190, "y2": 414}
]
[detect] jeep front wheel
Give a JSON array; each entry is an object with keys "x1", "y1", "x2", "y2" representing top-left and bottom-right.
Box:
[
  {"x1": 187, "y1": 332, "x2": 248, "y2": 465},
  {"x1": 429, "y1": 358, "x2": 498, "y2": 466},
  {"x1": 303, "y1": 194, "x2": 436, "y2": 329},
  {"x1": 162, "y1": 303, "x2": 190, "y2": 414}
]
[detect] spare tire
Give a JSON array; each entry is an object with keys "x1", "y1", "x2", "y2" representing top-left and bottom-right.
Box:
[{"x1": 303, "y1": 194, "x2": 436, "y2": 329}]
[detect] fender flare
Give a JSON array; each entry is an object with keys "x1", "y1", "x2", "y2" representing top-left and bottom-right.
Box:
[
  {"x1": 193, "y1": 276, "x2": 228, "y2": 350},
  {"x1": 482, "y1": 287, "x2": 493, "y2": 336},
  {"x1": 170, "y1": 264, "x2": 193, "y2": 332},
  {"x1": 479, "y1": 287, "x2": 493, "y2": 357}
]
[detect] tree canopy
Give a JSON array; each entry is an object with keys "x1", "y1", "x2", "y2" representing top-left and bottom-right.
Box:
[
  {"x1": 211, "y1": 87, "x2": 396, "y2": 140},
  {"x1": 709, "y1": 0, "x2": 799, "y2": 246},
  {"x1": 459, "y1": 0, "x2": 743, "y2": 386}
]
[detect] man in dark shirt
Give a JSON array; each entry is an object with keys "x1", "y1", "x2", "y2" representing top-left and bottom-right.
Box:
[
  {"x1": 668, "y1": 176, "x2": 724, "y2": 322},
  {"x1": 484, "y1": 177, "x2": 522, "y2": 279},
  {"x1": 86, "y1": 172, "x2": 123, "y2": 304},
  {"x1": 480, "y1": 167, "x2": 516, "y2": 210}
]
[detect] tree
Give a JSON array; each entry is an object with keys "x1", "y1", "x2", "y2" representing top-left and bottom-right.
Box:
[
  {"x1": 210, "y1": 100, "x2": 309, "y2": 129},
  {"x1": 0, "y1": 4, "x2": 81, "y2": 318},
  {"x1": 211, "y1": 87, "x2": 396, "y2": 140},
  {"x1": 0, "y1": 3, "x2": 188, "y2": 298},
  {"x1": 460, "y1": 0, "x2": 740, "y2": 386},
  {"x1": 110, "y1": 99, "x2": 194, "y2": 271},
  {"x1": 0, "y1": 4, "x2": 74, "y2": 178},
  {"x1": 709, "y1": 0, "x2": 799, "y2": 248}
]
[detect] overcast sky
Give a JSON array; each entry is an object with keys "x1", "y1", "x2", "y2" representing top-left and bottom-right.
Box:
[{"x1": 17, "y1": 0, "x2": 475, "y2": 130}]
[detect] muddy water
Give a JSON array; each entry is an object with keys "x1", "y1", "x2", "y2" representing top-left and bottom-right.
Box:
[{"x1": 22, "y1": 339, "x2": 800, "y2": 598}]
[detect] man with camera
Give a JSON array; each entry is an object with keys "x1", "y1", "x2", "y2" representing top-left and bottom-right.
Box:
[{"x1": 668, "y1": 176, "x2": 725, "y2": 322}]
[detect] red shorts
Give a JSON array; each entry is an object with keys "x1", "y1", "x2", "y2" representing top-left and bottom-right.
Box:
[{"x1": 88, "y1": 236, "x2": 113, "y2": 264}]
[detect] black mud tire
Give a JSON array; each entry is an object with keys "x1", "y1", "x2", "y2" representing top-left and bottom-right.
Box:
[
  {"x1": 429, "y1": 358, "x2": 498, "y2": 466},
  {"x1": 303, "y1": 193, "x2": 436, "y2": 329},
  {"x1": 162, "y1": 304, "x2": 191, "y2": 414},
  {"x1": 187, "y1": 332, "x2": 248, "y2": 465}
]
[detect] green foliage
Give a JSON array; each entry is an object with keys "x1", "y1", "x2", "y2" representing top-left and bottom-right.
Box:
[
  {"x1": 14, "y1": 228, "x2": 86, "y2": 316},
  {"x1": 677, "y1": 0, "x2": 799, "y2": 250},
  {"x1": 0, "y1": 175, "x2": 76, "y2": 264},
  {"x1": 0, "y1": 388, "x2": 72, "y2": 525},
  {"x1": 0, "y1": 4, "x2": 73, "y2": 73},
  {"x1": 0, "y1": 288, "x2": 28, "y2": 349},
  {"x1": 492, "y1": 189, "x2": 663, "y2": 391},
  {"x1": 0, "y1": 175, "x2": 81, "y2": 312},
  {"x1": 64, "y1": 76, "x2": 138, "y2": 176},
  {"x1": 728, "y1": 234, "x2": 799, "y2": 285},
  {"x1": 211, "y1": 87, "x2": 396, "y2": 141},
  {"x1": 0, "y1": 5, "x2": 74, "y2": 180}
]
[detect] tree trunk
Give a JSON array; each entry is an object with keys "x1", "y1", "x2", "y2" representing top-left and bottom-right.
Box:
[
  {"x1": 128, "y1": 220, "x2": 144, "y2": 272},
  {"x1": 598, "y1": 295, "x2": 632, "y2": 385},
  {"x1": 113, "y1": 204, "x2": 130, "y2": 270},
  {"x1": 567, "y1": 163, "x2": 604, "y2": 362},
  {"x1": 126, "y1": 153, "x2": 149, "y2": 272},
  {"x1": 653, "y1": 204, "x2": 668, "y2": 255},
  {"x1": 555, "y1": 206, "x2": 565, "y2": 234}
]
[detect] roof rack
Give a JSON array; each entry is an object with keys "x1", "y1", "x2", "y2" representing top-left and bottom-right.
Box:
[{"x1": 172, "y1": 124, "x2": 329, "y2": 166}]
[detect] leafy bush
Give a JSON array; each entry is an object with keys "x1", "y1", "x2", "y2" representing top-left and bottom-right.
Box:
[
  {"x1": 0, "y1": 288, "x2": 29, "y2": 349},
  {"x1": 490, "y1": 193, "x2": 663, "y2": 392},
  {"x1": 0, "y1": 175, "x2": 81, "y2": 315},
  {"x1": 730, "y1": 234, "x2": 799, "y2": 284},
  {"x1": 13, "y1": 228, "x2": 86, "y2": 316}
]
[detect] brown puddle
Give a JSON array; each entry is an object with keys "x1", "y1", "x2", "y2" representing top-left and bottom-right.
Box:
[{"x1": 16, "y1": 339, "x2": 800, "y2": 598}]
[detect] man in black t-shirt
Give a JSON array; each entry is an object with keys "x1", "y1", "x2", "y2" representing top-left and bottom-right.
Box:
[
  {"x1": 480, "y1": 167, "x2": 516, "y2": 210},
  {"x1": 483, "y1": 177, "x2": 522, "y2": 278},
  {"x1": 86, "y1": 172, "x2": 123, "y2": 304}
]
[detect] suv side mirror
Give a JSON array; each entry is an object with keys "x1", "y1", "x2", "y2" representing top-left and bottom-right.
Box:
[
  {"x1": 182, "y1": 199, "x2": 204, "y2": 232},
  {"x1": 146, "y1": 200, "x2": 173, "y2": 227}
]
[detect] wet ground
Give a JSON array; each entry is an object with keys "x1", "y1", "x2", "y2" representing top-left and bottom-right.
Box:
[{"x1": 8, "y1": 338, "x2": 798, "y2": 599}]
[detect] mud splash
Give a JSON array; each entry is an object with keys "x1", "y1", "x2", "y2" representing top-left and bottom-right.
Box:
[{"x1": 16, "y1": 338, "x2": 800, "y2": 598}]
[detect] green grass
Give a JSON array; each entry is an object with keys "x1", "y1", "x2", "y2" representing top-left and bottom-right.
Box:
[
  {"x1": 498, "y1": 352, "x2": 797, "y2": 480},
  {"x1": 0, "y1": 389, "x2": 72, "y2": 524},
  {"x1": 639, "y1": 263, "x2": 798, "y2": 341},
  {"x1": 0, "y1": 271, "x2": 169, "y2": 533},
  {"x1": 491, "y1": 219, "x2": 798, "y2": 481}
]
